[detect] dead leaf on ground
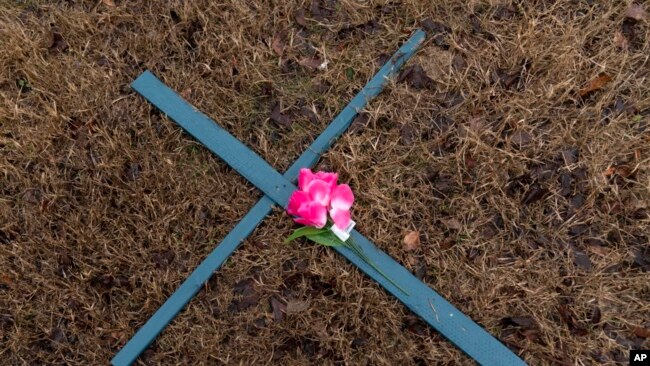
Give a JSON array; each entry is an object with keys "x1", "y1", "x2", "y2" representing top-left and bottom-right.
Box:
[
  {"x1": 561, "y1": 147, "x2": 579, "y2": 165},
  {"x1": 270, "y1": 102, "x2": 292, "y2": 127},
  {"x1": 579, "y1": 73, "x2": 612, "y2": 97},
  {"x1": 124, "y1": 162, "x2": 141, "y2": 181},
  {"x1": 403, "y1": 231, "x2": 421, "y2": 251},
  {"x1": 493, "y1": 4, "x2": 517, "y2": 20},
  {"x1": 614, "y1": 31, "x2": 629, "y2": 50},
  {"x1": 614, "y1": 165, "x2": 633, "y2": 178},
  {"x1": 604, "y1": 323, "x2": 644, "y2": 348},
  {"x1": 376, "y1": 53, "x2": 391, "y2": 66},
  {"x1": 351, "y1": 337, "x2": 367, "y2": 348},
  {"x1": 521, "y1": 184, "x2": 548, "y2": 205},
  {"x1": 501, "y1": 316, "x2": 538, "y2": 329},
  {"x1": 286, "y1": 300, "x2": 310, "y2": 314},
  {"x1": 420, "y1": 19, "x2": 451, "y2": 49},
  {"x1": 480, "y1": 224, "x2": 497, "y2": 239},
  {"x1": 337, "y1": 20, "x2": 380, "y2": 40},
  {"x1": 467, "y1": 115, "x2": 486, "y2": 134},
  {"x1": 349, "y1": 113, "x2": 369, "y2": 134},
  {"x1": 603, "y1": 165, "x2": 634, "y2": 178},
  {"x1": 49, "y1": 32, "x2": 69, "y2": 53},
  {"x1": 294, "y1": 10, "x2": 307, "y2": 27},
  {"x1": 438, "y1": 237, "x2": 455, "y2": 250},
  {"x1": 494, "y1": 68, "x2": 520, "y2": 89},
  {"x1": 443, "y1": 90, "x2": 464, "y2": 108},
  {"x1": 432, "y1": 114, "x2": 454, "y2": 134},
  {"x1": 464, "y1": 154, "x2": 476, "y2": 170},
  {"x1": 300, "y1": 105, "x2": 319, "y2": 124},
  {"x1": 0, "y1": 274, "x2": 14, "y2": 289},
  {"x1": 180, "y1": 88, "x2": 192, "y2": 100},
  {"x1": 397, "y1": 65, "x2": 435, "y2": 90},
  {"x1": 270, "y1": 296, "x2": 286, "y2": 322},
  {"x1": 632, "y1": 326, "x2": 650, "y2": 338},
  {"x1": 441, "y1": 218, "x2": 462, "y2": 230},
  {"x1": 400, "y1": 124, "x2": 416, "y2": 145},
  {"x1": 298, "y1": 56, "x2": 325, "y2": 71},
  {"x1": 151, "y1": 249, "x2": 174, "y2": 269},
  {"x1": 310, "y1": 0, "x2": 332, "y2": 20},
  {"x1": 557, "y1": 305, "x2": 589, "y2": 336},
  {"x1": 452, "y1": 54, "x2": 467, "y2": 71},
  {"x1": 467, "y1": 247, "x2": 481, "y2": 260},
  {"x1": 510, "y1": 130, "x2": 532, "y2": 148},
  {"x1": 420, "y1": 19, "x2": 451, "y2": 34},
  {"x1": 557, "y1": 305, "x2": 575, "y2": 326},
  {"x1": 50, "y1": 327, "x2": 67, "y2": 344},
  {"x1": 247, "y1": 317, "x2": 266, "y2": 336},
  {"x1": 231, "y1": 278, "x2": 260, "y2": 312},
  {"x1": 572, "y1": 249, "x2": 593, "y2": 271},
  {"x1": 559, "y1": 173, "x2": 572, "y2": 196},
  {"x1": 272, "y1": 30, "x2": 286, "y2": 56},
  {"x1": 590, "y1": 306, "x2": 602, "y2": 324},
  {"x1": 23, "y1": 188, "x2": 43, "y2": 203},
  {"x1": 623, "y1": 20, "x2": 638, "y2": 43},
  {"x1": 586, "y1": 244, "x2": 609, "y2": 257},
  {"x1": 403, "y1": 314, "x2": 429, "y2": 336},
  {"x1": 625, "y1": 4, "x2": 647, "y2": 21},
  {"x1": 102, "y1": 0, "x2": 115, "y2": 6},
  {"x1": 522, "y1": 329, "x2": 542, "y2": 343},
  {"x1": 603, "y1": 166, "x2": 616, "y2": 177}
]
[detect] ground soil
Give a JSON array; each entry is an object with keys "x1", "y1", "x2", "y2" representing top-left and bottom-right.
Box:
[{"x1": 1, "y1": 1, "x2": 649, "y2": 365}]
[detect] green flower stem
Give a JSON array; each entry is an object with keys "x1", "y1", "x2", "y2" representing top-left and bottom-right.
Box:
[
  {"x1": 286, "y1": 222, "x2": 410, "y2": 296},
  {"x1": 344, "y1": 237, "x2": 410, "y2": 296}
]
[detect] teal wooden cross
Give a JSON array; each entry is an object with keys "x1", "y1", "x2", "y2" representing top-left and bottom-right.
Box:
[{"x1": 112, "y1": 30, "x2": 526, "y2": 366}]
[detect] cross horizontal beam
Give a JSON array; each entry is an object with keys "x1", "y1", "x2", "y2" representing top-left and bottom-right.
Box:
[{"x1": 113, "y1": 30, "x2": 526, "y2": 366}]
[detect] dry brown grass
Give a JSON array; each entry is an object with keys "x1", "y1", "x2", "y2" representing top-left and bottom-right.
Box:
[{"x1": 1, "y1": 0, "x2": 649, "y2": 365}]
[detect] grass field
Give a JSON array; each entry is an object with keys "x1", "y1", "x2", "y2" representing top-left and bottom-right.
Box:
[{"x1": 1, "y1": 1, "x2": 648, "y2": 364}]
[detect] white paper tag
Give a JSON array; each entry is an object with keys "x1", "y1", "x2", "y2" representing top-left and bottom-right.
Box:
[{"x1": 330, "y1": 220, "x2": 356, "y2": 242}]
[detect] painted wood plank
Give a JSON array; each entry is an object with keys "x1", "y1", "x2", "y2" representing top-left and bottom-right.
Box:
[
  {"x1": 112, "y1": 30, "x2": 427, "y2": 366},
  {"x1": 125, "y1": 63, "x2": 527, "y2": 364}
]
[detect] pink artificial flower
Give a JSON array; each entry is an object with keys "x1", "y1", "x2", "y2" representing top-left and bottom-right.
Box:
[
  {"x1": 298, "y1": 169, "x2": 338, "y2": 192},
  {"x1": 296, "y1": 168, "x2": 338, "y2": 207},
  {"x1": 286, "y1": 169, "x2": 337, "y2": 228},
  {"x1": 287, "y1": 191, "x2": 327, "y2": 228},
  {"x1": 286, "y1": 190, "x2": 310, "y2": 216},
  {"x1": 287, "y1": 168, "x2": 354, "y2": 230},
  {"x1": 294, "y1": 201, "x2": 328, "y2": 228},
  {"x1": 329, "y1": 184, "x2": 354, "y2": 230}
]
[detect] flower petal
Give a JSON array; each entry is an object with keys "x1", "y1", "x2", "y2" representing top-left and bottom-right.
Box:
[
  {"x1": 330, "y1": 184, "x2": 354, "y2": 210},
  {"x1": 287, "y1": 190, "x2": 310, "y2": 216},
  {"x1": 296, "y1": 202, "x2": 327, "y2": 228},
  {"x1": 294, "y1": 217, "x2": 314, "y2": 226},
  {"x1": 298, "y1": 168, "x2": 315, "y2": 191},
  {"x1": 314, "y1": 171, "x2": 338, "y2": 190},
  {"x1": 330, "y1": 207, "x2": 351, "y2": 230},
  {"x1": 306, "y1": 179, "x2": 331, "y2": 206}
]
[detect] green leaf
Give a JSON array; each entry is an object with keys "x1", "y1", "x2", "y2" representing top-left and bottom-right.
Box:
[
  {"x1": 306, "y1": 231, "x2": 345, "y2": 247},
  {"x1": 285, "y1": 226, "x2": 327, "y2": 243},
  {"x1": 346, "y1": 67, "x2": 355, "y2": 81},
  {"x1": 17, "y1": 78, "x2": 31, "y2": 90}
]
